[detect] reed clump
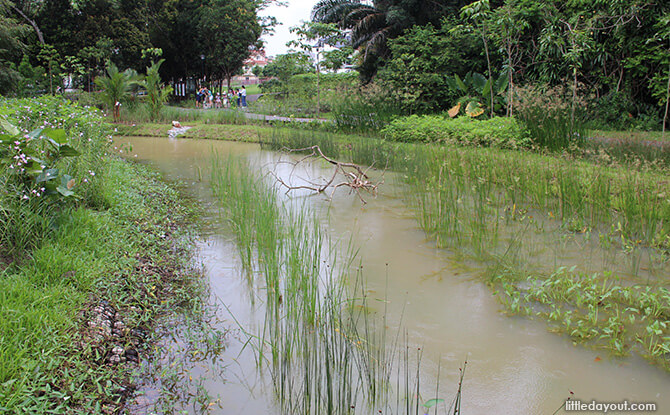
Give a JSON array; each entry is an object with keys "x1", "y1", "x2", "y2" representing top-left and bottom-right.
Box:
[{"x1": 210, "y1": 154, "x2": 459, "y2": 413}]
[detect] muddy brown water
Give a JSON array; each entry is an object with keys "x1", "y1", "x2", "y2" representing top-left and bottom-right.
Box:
[{"x1": 119, "y1": 136, "x2": 669, "y2": 414}]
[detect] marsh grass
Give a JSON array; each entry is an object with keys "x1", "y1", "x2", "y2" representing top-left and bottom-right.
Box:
[
  {"x1": 266, "y1": 129, "x2": 670, "y2": 254},
  {"x1": 210, "y1": 154, "x2": 459, "y2": 413},
  {"x1": 262, "y1": 128, "x2": 670, "y2": 368}
]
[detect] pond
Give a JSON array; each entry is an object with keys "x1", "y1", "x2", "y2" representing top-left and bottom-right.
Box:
[{"x1": 119, "y1": 136, "x2": 669, "y2": 414}]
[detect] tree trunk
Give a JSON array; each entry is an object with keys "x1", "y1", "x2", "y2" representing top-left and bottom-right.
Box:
[
  {"x1": 11, "y1": 5, "x2": 45, "y2": 45},
  {"x1": 571, "y1": 66, "x2": 577, "y2": 127},
  {"x1": 482, "y1": 32, "x2": 493, "y2": 117},
  {"x1": 316, "y1": 57, "x2": 321, "y2": 117},
  {"x1": 507, "y1": 45, "x2": 513, "y2": 117},
  {"x1": 663, "y1": 62, "x2": 669, "y2": 140}
]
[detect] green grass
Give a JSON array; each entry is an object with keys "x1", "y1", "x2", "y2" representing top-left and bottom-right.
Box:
[
  {"x1": 116, "y1": 121, "x2": 270, "y2": 142},
  {"x1": 0, "y1": 98, "x2": 209, "y2": 413},
  {"x1": 591, "y1": 130, "x2": 668, "y2": 142},
  {"x1": 235, "y1": 84, "x2": 261, "y2": 95},
  {"x1": 0, "y1": 158, "x2": 206, "y2": 413}
]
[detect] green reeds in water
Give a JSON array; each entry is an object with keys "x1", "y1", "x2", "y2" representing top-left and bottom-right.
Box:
[
  {"x1": 261, "y1": 128, "x2": 669, "y2": 367},
  {"x1": 210, "y1": 154, "x2": 457, "y2": 414}
]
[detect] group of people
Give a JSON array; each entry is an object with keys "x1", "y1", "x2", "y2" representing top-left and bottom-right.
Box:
[{"x1": 195, "y1": 85, "x2": 247, "y2": 109}]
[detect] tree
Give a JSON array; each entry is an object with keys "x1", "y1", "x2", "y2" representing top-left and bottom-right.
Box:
[
  {"x1": 377, "y1": 19, "x2": 481, "y2": 113},
  {"x1": 0, "y1": 0, "x2": 29, "y2": 94},
  {"x1": 262, "y1": 52, "x2": 313, "y2": 84},
  {"x1": 488, "y1": 1, "x2": 529, "y2": 116},
  {"x1": 198, "y1": 0, "x2": 263, "y2": 89},
  {"x1": 288, "y1": 21, "x2": 342, "y2": 114},
  {"x1": 94, "y1": 61, "x2": 143, "y2": 122},
  {"x1": 311, "y1": 0, "x2": 464, "y2": 82},
  {"x1": 142, "y1": 58, "x2": 173, "y2": 121},
  {"x1": 460, "y1": 0, "x2": 494, "y2": 117},
  {"x1": 36, "y1": 43, "x2": 60, "y2": 94}
]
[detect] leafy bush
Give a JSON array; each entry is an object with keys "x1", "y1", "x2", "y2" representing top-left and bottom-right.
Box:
[
  {"x1": 331, "y1": 82, "x2": 404, "y2": 134},
  {"x1": 254, "y1": 72, "x2": 358, "y2": 117},
  {"x1": 380, "y1": 115, "x2": 530, "y2": 149},
  {"x1": 585, "y1": 91, "x2": 662, "y2": 131},
  {"x1": 0, "y1": 96, "x2": 111, "y2": 257}
]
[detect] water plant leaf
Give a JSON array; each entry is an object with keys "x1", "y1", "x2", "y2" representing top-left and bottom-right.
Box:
[
  {"x1": 57, "y1": 185, "x2": 75, "y2": 197},
  {"x1": 482, "y1": 77, "x2": 493, "y2": 98},
  {"x1": 42, "y1": 128, "x2": 68, "y2": 145},
  {"x1": 465, "y1": 102, "x2": 484, "y2": 117},
  {"x1": 448, "y1": 103, "x2": 461, "y2": 118},
  {"x1": 0, "y1": 116, "x2": 19, "y2": 135},
  {"x1": 423, "y1": 398, "x2": 444, "y2": 408},
  {"x1": 454, "y1": 74, "x2": 467, "y2": 92},
  {"x1": 495, "y1": 68, "x2": 510, "y2": 93},
  {"x1": 59, "y1": 145, "x2": 80, "y2": 157},
  {"x1": 36, "y1": 168, "x2": 59, "y2": 183},
  {"x1": 472, "y1": 72, "x2": 487, "y2": 92}
]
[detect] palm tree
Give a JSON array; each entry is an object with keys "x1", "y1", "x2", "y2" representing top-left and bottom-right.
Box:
[
  {"x1": 312, "y1": 0, "x2": 395, "y2": 81},
  {"x1": 94, "y1": 62, "x2": 142, "y2": 122},
  {"x1": 142, "y1": 59, "x2": 173, "y2": 121}
]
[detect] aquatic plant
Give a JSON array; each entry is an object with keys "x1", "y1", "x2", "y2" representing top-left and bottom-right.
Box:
[
  {"x1": 262, "y1": 127, "x2": 670, "y2": 368},
  {"x1": 210, "y1": 154, "x2": 460, "y2": 413}
]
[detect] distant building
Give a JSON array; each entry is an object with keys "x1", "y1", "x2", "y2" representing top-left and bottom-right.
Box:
[{"x1": 232, "y1": 50, "x2": 274, "y2": 85}]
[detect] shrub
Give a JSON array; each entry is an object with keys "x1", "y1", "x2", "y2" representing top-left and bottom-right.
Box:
[
  {"x1": 380, "y1": 115, "x2": 530, "y2": 149},
  {"x1": 514, "y1": 84, "x2": 587, "y2": 151},
  {"x1": 0, "y1": 96, "x2": 111, "y2": 257}
]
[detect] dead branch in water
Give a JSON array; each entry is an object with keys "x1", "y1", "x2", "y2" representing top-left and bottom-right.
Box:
[{"x1": 271, "y1": 145, "x2": 384, "y2": 204}]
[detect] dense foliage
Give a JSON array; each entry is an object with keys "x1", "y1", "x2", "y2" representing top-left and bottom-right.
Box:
[
  {"x1": 381, "y1": 114, "x2": 530, "y2": 149},
  {"x1": 0, "y1": 0, "x2": 272, "y2": 95},
  {"x1": 312, "y1": 0, "x2": 670, "y2": 129}
]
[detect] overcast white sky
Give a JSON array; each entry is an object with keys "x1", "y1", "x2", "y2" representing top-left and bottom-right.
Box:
[{"x1": 260, "y1": 0, "x2": 321, "y2": 57}]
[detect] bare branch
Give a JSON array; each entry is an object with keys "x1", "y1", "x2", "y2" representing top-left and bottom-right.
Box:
[{"x1": 272, "y1": 145, "x2": 383, "y2": 204}]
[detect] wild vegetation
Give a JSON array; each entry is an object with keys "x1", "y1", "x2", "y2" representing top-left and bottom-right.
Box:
[
  {"x1": 263, "y1": 128, "x2": 670, "y2": 369},
  {"x1": 210, "y1": 154, "x2": 466, "y2": 413},
  {"x1": 0, "y1": 97, "x2": 213, "y2": 413},
  {"x1": 2, "y1": 0, "x2": 670, "y2": 411}
]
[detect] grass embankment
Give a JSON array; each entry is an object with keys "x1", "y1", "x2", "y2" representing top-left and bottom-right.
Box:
[
  {"x1": 116, "y1": 121, "x2": 270, "y2": 142},
  {"x1": 0, "y1": 98, "x2": 207, "y2": 413}
]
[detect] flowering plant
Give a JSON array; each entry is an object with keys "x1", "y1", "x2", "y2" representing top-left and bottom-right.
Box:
[{"x1": 0, "y1": 116, "x2": 81, "y2": 202}]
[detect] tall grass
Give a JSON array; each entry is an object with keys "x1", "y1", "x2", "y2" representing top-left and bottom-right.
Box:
[
  {"x1": 0, "y1": 97, "x2": 111, "y2": 259},
  {"x1": 265, "y1": 129, "x2": 670, "y2": 253},
  {"x1": 261, "y1": 127, "x2": 670, "y2": 367},
  {"x1": 210, "y1": 154, "x2": 458, "y2": 414}
]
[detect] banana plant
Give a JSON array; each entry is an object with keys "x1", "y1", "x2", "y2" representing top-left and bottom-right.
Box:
[{"x1": 446, "y1": 69, "x2": 509, "y2": 118}]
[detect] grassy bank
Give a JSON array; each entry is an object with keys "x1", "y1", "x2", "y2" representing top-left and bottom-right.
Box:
[
  {"x1": 0, "y1": 98, "x2": 209, "y2": 413},
  {"x1": 116, "y1": 121, "x2": 270, "y2": 142}
]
